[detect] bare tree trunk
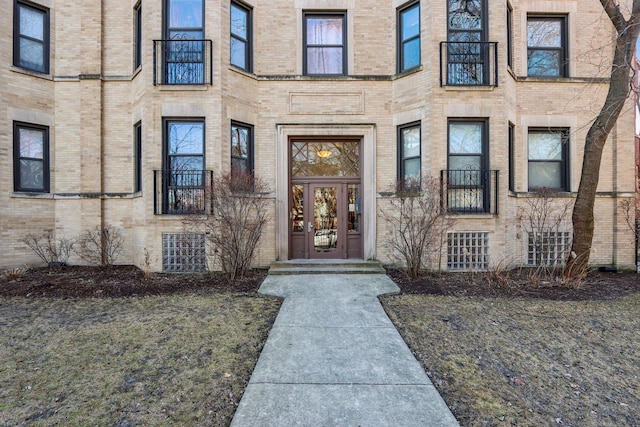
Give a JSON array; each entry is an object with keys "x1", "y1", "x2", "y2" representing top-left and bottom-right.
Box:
[{"x1": 565, "y1": 0, "x2": 640, "y2": 276}]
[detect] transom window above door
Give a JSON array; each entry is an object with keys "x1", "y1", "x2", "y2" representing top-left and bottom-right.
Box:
[{"x1": 291, "y1": 141, "x2": 359, "y2": 177}]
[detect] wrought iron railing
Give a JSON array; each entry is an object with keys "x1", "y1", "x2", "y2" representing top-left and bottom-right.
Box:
[
  {"x1": 439, "y1": 41, "x2": 498, "y2": 87},
  {"x1": 154, "y1": 170, "x2": 213, "y2": 214},
  {"x1": 440, "y1": 169, "x2": 499, "y2": 214},
  {"x1": 153, "y1": 39, "x2": 213, "y2": 85}
]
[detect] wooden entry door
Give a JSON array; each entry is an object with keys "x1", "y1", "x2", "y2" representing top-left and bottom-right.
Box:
[{"x1": 290, "y1": 181, "x2": 362, "y2": 259}]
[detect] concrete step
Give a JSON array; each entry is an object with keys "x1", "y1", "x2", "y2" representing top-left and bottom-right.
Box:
[{"x1": 268, "y1": 260, "x2": 386, "y2": 275}]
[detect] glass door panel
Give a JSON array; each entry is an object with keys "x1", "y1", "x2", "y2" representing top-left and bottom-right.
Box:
[{"x1": 313, "y1": 186, "x2": 338, "y2": 252}]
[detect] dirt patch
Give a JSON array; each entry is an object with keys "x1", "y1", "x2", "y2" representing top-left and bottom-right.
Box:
[{"x1": 0, "y1": 265, "x2": 267, "y2": 298}]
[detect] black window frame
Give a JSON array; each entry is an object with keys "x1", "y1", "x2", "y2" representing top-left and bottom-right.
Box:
[
  {"x1": 231, "y1": 120, "x2": 254, "y2": 179},
  {"x1": 447, "y1": 119, "x2": 489, "y2": 171},
  {"x1": 13, "y1": 121, "x2": 50, "y2": 193},
  {"x1": 446, "y1": 118, "x2": 490, "y2": 213},
  {"x1": 303, "y1": 11, "x2": 347, "y2": 76},
  {"x1": 397, "y1": 0, "x2": 421, "y2": 73},
  {"x1": 162, "y1": 0, "x2": 206, "y2": 85},
  {"x1": 527, "y1": 15, "x2": 568, "y2": 78},
  {"x1": 230, "y1": 0, "x2": 252, "y2": 72},
  {"x1": 13, "y1": 0, "x2": 50, "y2": 74},
  {"x1": 134, "y1": 1, "x2": 142, "y2": 70},
  {"x1": 508, "y1": 121, "x2": 515, "y2": 192},
  {"x1": 134, "y1": 121, "x2": 142, "y2": 193},
  {"x1": 527, "y1": 127, "x2": 570, "y2": 191},
  {"x1": 397, "y1": 121, "x2": 422, "y2": 190},
  {"x1": 446, "y1": 0, "x2": 489, "y2": 86},
  {"x1": 506, "y1": 2, "x2": 513, "y2": 69}
]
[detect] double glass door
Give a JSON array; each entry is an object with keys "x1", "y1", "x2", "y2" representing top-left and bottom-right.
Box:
[{"x1": 290, "y1": 182, "x2": 361, "y2": 259}]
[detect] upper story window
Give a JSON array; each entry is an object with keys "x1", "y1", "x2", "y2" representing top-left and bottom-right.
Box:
[
  {"x1": 398, "y1": 1, "x2": 420, "y2": 73},
  {"x1": 159, "y1": 0, "x2": 208, "y2": 85},
  {"x1": 231, "y1": 121, "x2": 254, "y2": 180},
  {"x1": 397, "y1": 122, "x2": 421, "y2": 190},
  {"x1": 13, "y1": 0, "x2": 50, "y2": 74},
  {"x1": 506, "y1": 3, "x2": 513, "y2": 69},
  {"x1": 303, "y1": 12, "x2": 347, "y2": 76},
  {"x1": 14, "y1": 122, "x2": 50, "y2": 193},
  {"x1": 528, "y1": 128, "x2": 569, "y2": 191},
  {"x1": 230, "y1": 1, "x2": 252, "y2": 72},
  {"x1": 527, "y1": 15, "x2": 568, "y2": 77},
  {"x1": 134, "y1": 2, "x2": 142, "y2": 70},
  {"x1": 445, "y1": 0, "x2": 492, "y2": 86}
]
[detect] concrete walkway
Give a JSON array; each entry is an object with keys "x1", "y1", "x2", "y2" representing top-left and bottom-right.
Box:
[{"x1": 231, "y1": 274, "x2": 459, "y2": 426}]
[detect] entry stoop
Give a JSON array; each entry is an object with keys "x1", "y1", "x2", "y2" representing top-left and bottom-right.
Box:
[{"x1": 268, "y1": 259, "x2": 386, "y2": 275}]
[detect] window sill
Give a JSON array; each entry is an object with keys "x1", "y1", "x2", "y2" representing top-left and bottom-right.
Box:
[
  {"x1": 229, "y1": 65, "x2": 255, "y2": 78},
  {"x1": 446, "y1": 212, "x2": 495, "y2": 219},
  {"x1": 443, "y1": 85, "x2": 496, "y2": 92},
  {"x1": 12, "y1": 192, "x2": 53, "y2": 199},
  {"x1": 515, "y1": 76, "x2": 609, "y2": 84},
  {"x1": 10, "y1": 66, "x2": 53, "y2": 81},
  {"x1": 157, "y1": 84, "x2": 209, "y2": 91}
]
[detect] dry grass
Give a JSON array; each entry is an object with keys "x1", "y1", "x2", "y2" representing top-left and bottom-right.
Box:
[
  {"x1": 0, "y1": 294, "x2": 280, "y2": 426},
  {"x1": 382, "y1": 293, "x2": 640, "y2": 427}
]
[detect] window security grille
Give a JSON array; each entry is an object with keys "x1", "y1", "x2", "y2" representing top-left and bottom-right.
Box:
[
  {"x1": 447, "y1": 232, "x2": 489, "y2": 270},
  {"x1": 527, "y1": 231, "x2": 571, "y2": 266},
  {"x1": 162, "y1": 233, "x2": 206, "y2": 271}
]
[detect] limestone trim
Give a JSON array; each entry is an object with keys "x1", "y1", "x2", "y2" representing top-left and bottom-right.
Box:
[{"x1": 275, "y1": 124, "x2": 376, "y2": 261}]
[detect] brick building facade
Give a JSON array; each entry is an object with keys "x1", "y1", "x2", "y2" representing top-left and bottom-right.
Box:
[{"x1": 1, "y1": 0, "x2": 636, "y2": 271}]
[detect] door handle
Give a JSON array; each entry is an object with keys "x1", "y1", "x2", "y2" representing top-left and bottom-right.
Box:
[{"x1": 307, "y1": 222, "x2": 314, "y2": 232}]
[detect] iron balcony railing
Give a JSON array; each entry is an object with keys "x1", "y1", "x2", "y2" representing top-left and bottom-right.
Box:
[
  {"x1": 439, "y1": 41, "x2": 498, "y2": 87},
  {"x1": 154, "y1": 170, "x2": 214, "y2": 215},
  {"x1": 440, "y1": 169, "x2": 499, "y2": 215},
  {"x1": 153, "y1": 39, "x2": 213, "y2": 85}
]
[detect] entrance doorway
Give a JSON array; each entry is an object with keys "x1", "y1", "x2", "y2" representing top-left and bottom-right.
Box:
[{"x1": 289, "y1": 139, "x2": 362, "y2": 259}]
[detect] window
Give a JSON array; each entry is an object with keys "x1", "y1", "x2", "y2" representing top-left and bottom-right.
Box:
[
  {"x1": 528, "y1": 128, "x2": 569, "y2": 191},
  {"x1": 163, "y1": 119, "x2": 205, "y2": 213},
  {"x1": 13, "y1": 122, "x2": 49, "y2": 193},
  {"x1": 398, "y1": 1, "x2": 420, "y2": 73},
  {"x1": 134, "y1": 122, "x2": 142, "y2": 193},
  {"x1": 397, "y1": 122, "x2": 421, "y2": 189},
  {"x1": 163, "y1": 0, "x2": 205, "y2": 84},
  {"x1": 230, "y1": 1, "x2": 252, "y2": 71},
  {"x1": 303, "y1": 12, "x2": 347, "y2": 75},
  {"x1": 448, "y1": 231, "x2": 489, "y2": 270},
  {"x1": 527, "y1": 15, "x2": 567, "y2": 77},
  {"x1": 508, "y1": 122, "x2": 515, "y2": 192},
  {"x1": 447, "y1": 120, "x2": 488, "y2": 212},
  {"x1": 506, "y1": 3, "x2": 513, "y2": 69},
  {"x1": 231, "y1": 121, "x2": 254, "y2": 180},
  {"x1": 446, "y1": 0, "x2": 488, "y2": 85},
  {"x1": 527, "y1": 231, "x2": 571, "y2": 266},
  {"x1": 13, "y1": 0, "x2": 50, "y2": 73},
  {"x1": 162, "y1": 233, "x2": 206, "y2": 271},
  {"x1": 134, "y1": 2, "x2": 142, "y2": 70}
]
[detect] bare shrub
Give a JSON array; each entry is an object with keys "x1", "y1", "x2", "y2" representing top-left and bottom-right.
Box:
[
  {"x1": 185, "y1": 172, "x2": 270, "y2": 280},
  {"x1": 2, "y1": 268, "x2": 28, "y2": 281},
  {"x1": 517, "y1": 188, "x2": 576, "y2": 284},
  {"x1": 75, "y1": 225, "x2": 124, "y2": 266},
  {"x1": 21, "y1": 232, "x2": 75, "y2": 265},
  {"x1": 381, "y1": 176, "x2": 456, "y2": 280}
]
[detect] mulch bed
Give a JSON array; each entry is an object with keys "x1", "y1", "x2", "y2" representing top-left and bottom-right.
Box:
[
  {"x1": 2, "y1": 265, "x2": 639, "y2": 301},
  {"x1": 387, "y1": 268, "x2": 640, "y2": 301},
  {"x1": 0, "y1": 265, "x2": 268, "y2": 298}
]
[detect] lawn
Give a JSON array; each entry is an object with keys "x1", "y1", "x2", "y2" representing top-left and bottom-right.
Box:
[
  {"x1": 0, "y1": 294, "x2": 281, "y2": 426},
  {"x1": 382, "y1": 292, "x2": 640, "y2": 427}
]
